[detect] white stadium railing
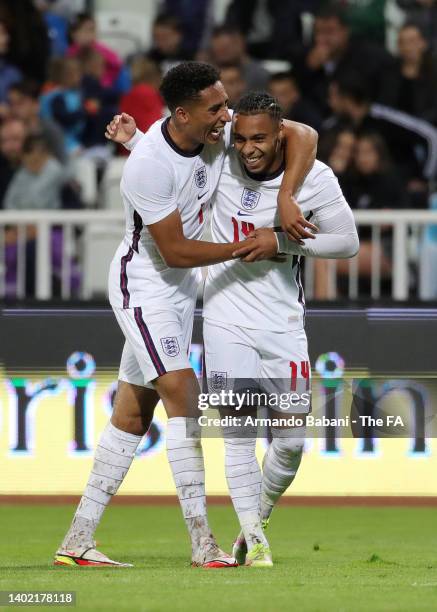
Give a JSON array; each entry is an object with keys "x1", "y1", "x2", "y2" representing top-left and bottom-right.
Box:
[{"x1": 1, "y1": 209, "x2": 437, "y2": 301}]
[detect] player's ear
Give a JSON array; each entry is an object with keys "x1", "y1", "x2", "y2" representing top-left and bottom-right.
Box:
[
  {"x1": 276, "y1": 120, "x2": 284, "y2": 149},
  {"x1": 174, "y1": 106, "x2": 189, "y2": 125}
]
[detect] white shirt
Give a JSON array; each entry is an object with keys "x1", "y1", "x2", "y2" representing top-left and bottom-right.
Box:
[
  {"x1": 203, "y1": 153, "x2": 351, "y2": 332},
  {"x1": 108, "y1": 118, "x2": 232, "y2": 311}
]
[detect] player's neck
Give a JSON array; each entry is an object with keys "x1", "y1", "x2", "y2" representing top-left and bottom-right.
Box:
[
  {"x1": 166, "y1": 118, "x2": 202, "y2": 154},
  {"x1": 263, "y1": 150, "x2": 284, "y2": 176}
]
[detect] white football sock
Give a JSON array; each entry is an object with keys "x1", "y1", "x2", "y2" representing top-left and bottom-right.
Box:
[
  {"x1": 166, "y1": 417, "x2": 212, "y2": 560},
  {"x1": 223, "y1": 425, "x2": 267, "y2": 550},
  {"x1": 61, "y1": 421, "x2": 143, "y2": 550},
  {"x1": 260, "y1": 426, "x2": 305, "y2": 522}
]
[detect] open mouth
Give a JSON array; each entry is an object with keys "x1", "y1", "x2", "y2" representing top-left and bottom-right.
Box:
[
  {"x1": 243, "y1": 155, "x2": 262, "y2": 167},
  {"x1": 209, "y1": 126, "x2": 224, "y2": 139}
]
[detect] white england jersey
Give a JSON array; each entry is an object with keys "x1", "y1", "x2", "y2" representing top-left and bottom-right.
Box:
[
  {"x1": 108, "y1": 118, "x2": 231, "y2": 310},
  {"x1": 203, "y1": 153, "x2": 349, "y2": 332}
]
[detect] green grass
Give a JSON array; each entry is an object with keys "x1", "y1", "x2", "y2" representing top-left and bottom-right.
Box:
[{"x1": 1, "y1": 504, "x2": 437, "y2": 611}]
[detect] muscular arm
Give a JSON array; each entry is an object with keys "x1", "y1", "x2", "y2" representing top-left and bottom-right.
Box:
[
  {"x1": 276, "y1": 120, "x2": 319, "y2": 242},
  {"x1": 148, "y1": 210, "x2": 264, "y2": 268}
]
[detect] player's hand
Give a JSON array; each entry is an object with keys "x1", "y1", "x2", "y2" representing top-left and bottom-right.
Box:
[
  {"x1": 105, "y1": 112, "x2": 137, "y2": 143},
  {"x1": 278, "y1": 192, "x2": 318, "y2": 244},
  {"x1": 232, "y1": 228, "x2": 280, "y2": 262}
]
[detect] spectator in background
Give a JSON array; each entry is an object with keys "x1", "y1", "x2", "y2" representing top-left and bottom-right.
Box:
[
  {"x1": 381, "y1": 23, "x2": 437, "y2": 125},
  {"x1": 396, "y1": 0, "x2": 437, "y2": 51},
  {"x1": 34, "y1": 0, "x2": 69, "y2": 57},
  {"x1": 325, "y1": 74, "x2": 437, "y2": 205},
  {"x1": 318, "y1": 127, "x2": 356, "y2": 176},
  {"x1": 218, "y1": 65, "x2": 247, "y2": 109},
  {"x1": 0, "y1": 20, "x2": 21, "y2": 107},
  {"x1": 78, "y1": 47, "x2": 120, "y2": 152},
  {"x1": 292, "y1": 7, "x2": 394, "y2": 117},
  {"x1": 3, "y1": 134, "x2": 67, "y2": 210},
  {"x1": 207, "y1": 25, "x2": 270, "y2": 91},
  {"x1": 43, "y1": 57, "x2": 85, "y2": 154},
  {"x1": 147, "y1": 13, "x2": 193, "y2": 74},
  {"x1": 161, "y1": 0, "x2": 211, "y2": 57},
  {"x1": 336, "y1": 134, "x2": 407, "y2": 292},
  {"x1": 224, "y1": 0, "x2": 318, "y2": 59},
  {"x1": 268, "y1": 72, "x2": 322, "y2": 132},
  {"x1": 0, "y1": 118, "x2": 27, "y2": 205},
  {"x1": 0, "y1": 0, "x2": 50, "y2": 84},
  {"x1": 8, "y1": 80, "x2": 66, "y2": 163},
  {"x1": 120, "y1": 57, "x2": 163, "y2": 133},
  {"x1": 67, "y1": 13, "x2": 124, "y2": 90},
  {"x1": 329, "y1": 0, "x2": 387, "y2": 45},
  {"x1": 341, "y1": 133, "x2": 407, "y2": 213}
]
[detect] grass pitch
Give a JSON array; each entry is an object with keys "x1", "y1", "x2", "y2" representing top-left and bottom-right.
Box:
[{"x1": 1, "y1": 504, "x2": 437, "y2": 611}]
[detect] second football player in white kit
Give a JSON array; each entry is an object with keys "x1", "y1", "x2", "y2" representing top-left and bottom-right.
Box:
[{"x1": 203, "y1": 92, "x2": 359, "y2": 566}]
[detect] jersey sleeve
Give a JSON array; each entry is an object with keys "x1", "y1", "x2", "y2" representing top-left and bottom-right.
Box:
[
  {"x1": 275, "y1": 206, "x2": 359, "y2": 259},
  {"x1": 299, "y1": 165, "x2": 349, "y2": 222},
  {"x1": 122, "y1": 156, "x2": 176, "y2": 225}
]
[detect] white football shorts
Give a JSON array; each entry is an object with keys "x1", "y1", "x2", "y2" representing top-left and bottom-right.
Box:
[
  {"x1": 113, "y1": 300, "x2": 195, "y2": 387},
  {"x1": 203, "y1": 319, "x2": 311, "y2": 414}
]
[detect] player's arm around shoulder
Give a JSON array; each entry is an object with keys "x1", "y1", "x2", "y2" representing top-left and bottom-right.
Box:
[{"x1": 279, "y1": 120, "x2": 319, "y2": 243}]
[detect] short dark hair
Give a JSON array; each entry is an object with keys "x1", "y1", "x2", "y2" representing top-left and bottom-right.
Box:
[
  {"x1": 315, "y1": 6, "x2": 348, "y2": 27},
  {"x1": 335, "y1": 73, "x2": 371, "y2": 105},
  {"x1": 22, "y1": 133, "x2": 49, "y2": 155},
  {"x1": 159, "y1": 61, "x2": 220, "y2": 112},
  {"x1": 211, "y1": 25, "x2": 243, "y2": 38},
  {"x1": 234, "y1": 91, "x2": 282, "y2": 122},
  {"x1": 154, "y1": 12, "x2": 183, "y2": 32},
  {"x1": 9, "y1": 79, "x2": 41, "y2": 100}
]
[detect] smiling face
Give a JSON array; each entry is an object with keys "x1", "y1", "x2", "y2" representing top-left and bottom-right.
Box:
[
  {"x1": 232, "y1": 112, "x2": 282, "y2": 174},
  {"x1": 176, "y1": 81, "x2": 231, "y2": 145}
]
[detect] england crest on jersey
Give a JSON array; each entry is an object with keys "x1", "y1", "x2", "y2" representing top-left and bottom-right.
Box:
[
  {"x1": 241, "y1": 188, "x2": 260, "y2": 210},
  {"x1": 160, "y1": 336, "x2": 180, "y2": 357},
  {"x1": 210, "y1": 371, "x2": 227, "y2": 392},
  {"x1": 194, "y1": 165, "x2": 207, "y2": 189}
]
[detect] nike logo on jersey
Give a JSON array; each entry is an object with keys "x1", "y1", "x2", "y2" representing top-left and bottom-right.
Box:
[
  {"x1": 237, "y1": 210, "x2": 253, "y2": 216},
  {"x1": 198, "y1": 192, "x2": 208, "y2": 199}
]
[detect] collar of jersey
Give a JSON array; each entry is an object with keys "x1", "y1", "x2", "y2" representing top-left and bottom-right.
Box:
[
  {"x1": 243, "y1": 159, "x2": 285, "y2": 182},
  {"x1": 161, "y1": 118, "x2": 204, "y2": 158}
]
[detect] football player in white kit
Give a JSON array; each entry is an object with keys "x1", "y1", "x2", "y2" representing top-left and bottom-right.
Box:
[
  {"x1": 55, "y1": 63, "x2": 318, "y2": 569},
  {"x1": 202, "y1": 92, "x2": 359, "y2": 566}
]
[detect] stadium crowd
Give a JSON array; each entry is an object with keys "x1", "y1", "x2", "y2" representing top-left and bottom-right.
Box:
[{"x1": 1, "y1": 0, "x2": 437, "y2": 298}]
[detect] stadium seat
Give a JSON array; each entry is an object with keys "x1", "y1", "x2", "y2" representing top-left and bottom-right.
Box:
[{"x1": 99, "y1": 157, "x2": 126, "y2": 210}]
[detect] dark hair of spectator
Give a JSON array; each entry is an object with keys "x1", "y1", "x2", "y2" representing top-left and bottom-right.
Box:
[
  {"x1": 269, "y1": 72, "x2": 298, "y2": 88},
  {"x1": 153, "y1": 12, "x2": 183, "y2": 32},
  {"x1": 315, "y1": 6, "x2": 348, "y2": 27},
  {"x1": 356, "y1": 132, "x2": 393, "y2": 173},
  {"x1": 335, "y1": 74, "x2": 372, "y2": 105},
  {"x1": 159, "y1": 61, "x2": 220, "y2": 112},
  {"x1": 8, "y1": 80, "x2": 41, "y2": 100},
  {"x1": 211, "y1": 24, "x2": 243, "y2": 38},
  {"x1": 399, "y1": 21, "x2": 427, "y2": 39},
  {"x1": 70, "y1": 12, "x2": 94, "y2": 33},
  {"x1": 234, "y1": 92, "x2": 282, "y2": 122},
  {"x1": 22, "y1": 133, "x2": 49, "y2": 155}
]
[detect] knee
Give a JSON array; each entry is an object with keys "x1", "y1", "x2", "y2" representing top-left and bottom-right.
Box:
[
  {"x1": 271, "y1": 431, "x2": 305, "y2": 458},
  {"x1": 111, "y1": 414, "x2": 147, "y2": 437}
]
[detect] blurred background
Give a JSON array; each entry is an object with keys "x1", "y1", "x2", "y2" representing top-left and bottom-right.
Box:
[{"x1": 1, "y1": 0, "x2": 437, "y2": 498}]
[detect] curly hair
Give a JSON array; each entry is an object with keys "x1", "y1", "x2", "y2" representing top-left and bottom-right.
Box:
[
  {"x1": 159, "y1": 62, "x2": 220, "y2": 112},
  {"x1": 234, "y1": 91, "x2": 282, "y2": 122}
]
